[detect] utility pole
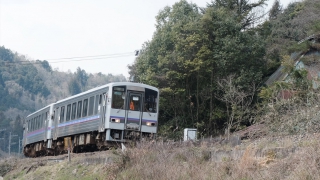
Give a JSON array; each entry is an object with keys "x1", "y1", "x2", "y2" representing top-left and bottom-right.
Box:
[
  {"x1": 8, "y1": 132, "x2": 18, "y2": 156},
  {"x1": 0, "y1": 138, "x2": 4, "y2": 149},
  {"x1": 18, "y1": 137, "x2": 21, "y2": 154},
  {"x1": 9, "y1": 132, "x2": 11, "y2": 156},
  {"x1": 0, "y1": 129, "x2": 6, "y2": 152}
]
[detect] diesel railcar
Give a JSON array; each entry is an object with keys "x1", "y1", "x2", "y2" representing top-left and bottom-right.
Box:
[{"x1": 23, "y1": 82, "x2": 159, "y2": 157}]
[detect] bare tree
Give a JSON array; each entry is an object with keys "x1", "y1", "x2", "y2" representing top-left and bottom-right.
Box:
[{"x1": 215, "y1": 75, "x2": 256, "y2": 139}]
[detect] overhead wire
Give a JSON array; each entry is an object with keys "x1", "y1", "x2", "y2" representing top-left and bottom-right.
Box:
[
  {"x1": 2, "y1": 51, "x2": 136, "y2": 67},
  {"x1": 44, "y1": 52, "x2": 134, "y2": 60}
]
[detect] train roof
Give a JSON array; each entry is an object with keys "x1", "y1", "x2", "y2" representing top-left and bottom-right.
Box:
[
  {"x1": 26, "y1": 103, "x2": 54, "y2": 118},
  {"x1": 55, "y1": 82, "x2": 158, "y2": 104}
]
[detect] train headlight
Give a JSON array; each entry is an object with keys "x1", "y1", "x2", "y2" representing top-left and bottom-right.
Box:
[
  {"x1": 111, "y1": 118, "x2": 121, "y2": 123},
  {"x1": 146, "y1": 122, "x2": 155, "y2": 126}
]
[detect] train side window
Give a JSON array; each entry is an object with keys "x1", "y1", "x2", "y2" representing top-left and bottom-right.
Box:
[
  {"x1": 34, "y1": 117, "x2": 37, "y2": 130},
  {"x1": 43, "y1": 113, "x2": 45, "y2": 126},
  {"x1": 43, "y1": 113, "x2": 45, "y2": 127},
  {"x1": 28, "y1": 119, "x2": 31, "y2": 132},
  {"x1": 34, "y1": 117, "x2": 36, "y2": 130},
  {"x1": 60, "y1": 106, "x2": 65, "y2": 123},
  {"x1": 35, "y1": 117, "x2": 37, "y2": 130},
  {"x1": 45, "y1": 112, "x2": 48, "y2": 126},
  {"x1": 144, "y1": 89, "x2": 158, "y2": 113},
  {"x1": 32, "y1": 117, "x2": 35, "y2": 131},
  {"x1": 94, "y1": 95, "x2": 99, "y2": 114},
  {"x1": 31, "y1": 118, "x2": 33, "y2": 131},
  {"x1": 40, "y1": 114, "x2": 43, "y2": 128},
  {"x1": 41, "y1": 114, "x2": 44, "y2": 128},
  {"x1": 37, "y1": 116, "x2": 39, "y2": 129},
  {"x1": 36, "y1": 116, "x2": 40, "y2": 129},
  {"x1": 112, "y1": 86, "x2": 126, "y2": 109},
  {"x1": 39, "y1": 115, "x2": 41, "y2": 129},
  {"x1": 40, "y1": 114, "x2": 42, "y2": 128},
  {"x1": 66, "y1": 104, "x2": 71, "y2": 121},
  {"x1": 88, "y1": 96, "x2": 94, "y2": 116},
  {"x1": 43, "y1": 113, "x2": 46, "y2": 126},
  {"x1": 34, "y1": 116, "x2": 38, "y2": 130},
  {"x1": 33, "y1": 118, "x2": 36, "y2": 131},
  {"x1": 77, "y1": 101, "x2": 82, "y2": 118},
  {"x1": 82, "y1": 99, "x2": 88, "y2": 117},
  {"x1": 71, "y1": 102, "x2": 76, "y2": 120},
  {"x1": 34, "y1": 118, "x2": 36, "y2": 131}
]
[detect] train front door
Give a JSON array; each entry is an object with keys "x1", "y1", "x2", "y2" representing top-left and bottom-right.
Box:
[{"x1": 125, "y1": 91, "x2": 143, "y2": 131}]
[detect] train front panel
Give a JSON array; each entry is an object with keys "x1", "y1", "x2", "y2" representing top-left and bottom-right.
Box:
[{"x1": 106, "y1": 84, "x2": 159, "y2": 141}]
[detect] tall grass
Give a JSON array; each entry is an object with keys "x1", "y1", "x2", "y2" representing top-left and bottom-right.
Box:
[{"x1": 116, "y1": 136, "x2": 320, "y2": 180}]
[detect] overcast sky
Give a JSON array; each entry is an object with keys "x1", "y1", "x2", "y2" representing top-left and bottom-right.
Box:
[{"x1": 0, "y1": 0, "x2": 297, "y2": 78}]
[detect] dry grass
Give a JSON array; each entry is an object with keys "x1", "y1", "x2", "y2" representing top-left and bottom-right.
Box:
[
  {"x1": 2, "y1": 135, "x2": 320, "y2": 180},
  {"x1": 116, "y1": 136, "x2": 320, "y2": 180}
]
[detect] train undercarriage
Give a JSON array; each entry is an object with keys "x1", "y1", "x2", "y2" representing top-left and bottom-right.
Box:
[{"x1": 23, "y1": 129, "x2": 154, "y2": 157}]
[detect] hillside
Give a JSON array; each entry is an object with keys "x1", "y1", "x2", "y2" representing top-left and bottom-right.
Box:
[{"x1": 2, "y1": 132, "x2": 320, "y2": 179}]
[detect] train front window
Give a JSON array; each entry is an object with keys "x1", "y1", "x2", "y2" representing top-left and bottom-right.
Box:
[
  {"x1": 129, "y1": 95, "x2": 140, "y2": 111},
  {"x1": 112, "y1": 86, "x2": 126, "y2": 109},
  {"x1": 144, "y1": 88, "x2": 158, "y2": 113}
]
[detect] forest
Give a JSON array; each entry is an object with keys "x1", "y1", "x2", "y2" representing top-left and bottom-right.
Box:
[
  {"x1": 128, "y1": 0, "x2": 320, "y2": 138},
  {"x1": 1, "y1": 0, "x2": 320, "y2": 154}
]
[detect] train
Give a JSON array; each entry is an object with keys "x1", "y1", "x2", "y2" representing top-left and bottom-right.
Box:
[{"x1": 22, "y1": 82, "x2": 159, "y2": 157}]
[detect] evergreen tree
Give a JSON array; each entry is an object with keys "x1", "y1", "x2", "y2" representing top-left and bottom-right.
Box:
[
  {"x1": 68, "y1": 78, "x2": 81, "y2": 95},
  {"x1": 130, "y1": 0, "x2": 266, "y2": 136},
  {"x1": 269, "y1": 0, "x2": 282, "y2": 20}
]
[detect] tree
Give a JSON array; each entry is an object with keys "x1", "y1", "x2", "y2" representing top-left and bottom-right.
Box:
[
  {"x1": 0, "y1": 69, "x2": 4, "y2": 87},
  {"x1": 37, "y1": 60, "x2": 52, "y2": 72},
  {"x1": 75, "y1": 67, "x2": 88, "y2": 91},
  {"x1": 215, "y1": 75, "x2": 256, "y2": 139},
  {"x1": 130, "y1": 0, "x2": 266, "y2": 137},
  {"x1": 208, "y1": 0, "x2": 267, "y2": 29},
  {"x1": 269, "y1": 0, "x2": 282, "y2": 20},
  {"x1": 68, "y1": 78, "x2": 81, "y2": 95},
  {"x1": 0, "y1": 46, "x2": 14, "y2": 62}
]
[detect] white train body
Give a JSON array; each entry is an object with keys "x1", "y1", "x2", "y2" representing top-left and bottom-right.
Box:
[{"x1": 23, "y1": 82, "x2": 159, "y2": 157}]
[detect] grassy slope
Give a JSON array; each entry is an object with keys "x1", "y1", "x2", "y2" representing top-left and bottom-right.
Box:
[{"x1": 2, "y1": 133, "x2": 320, "y2": 180}]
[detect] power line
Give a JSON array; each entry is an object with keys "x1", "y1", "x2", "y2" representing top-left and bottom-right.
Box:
[
  {"x1": 2, "y1": 51, "x2": 137, "y2": 67},
  {"x1": 44, "y1": 52, "x2": 134, "y2": 61},
  {"x1": 48, "y1": 53, "x2": 134, "y2": 63}
]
